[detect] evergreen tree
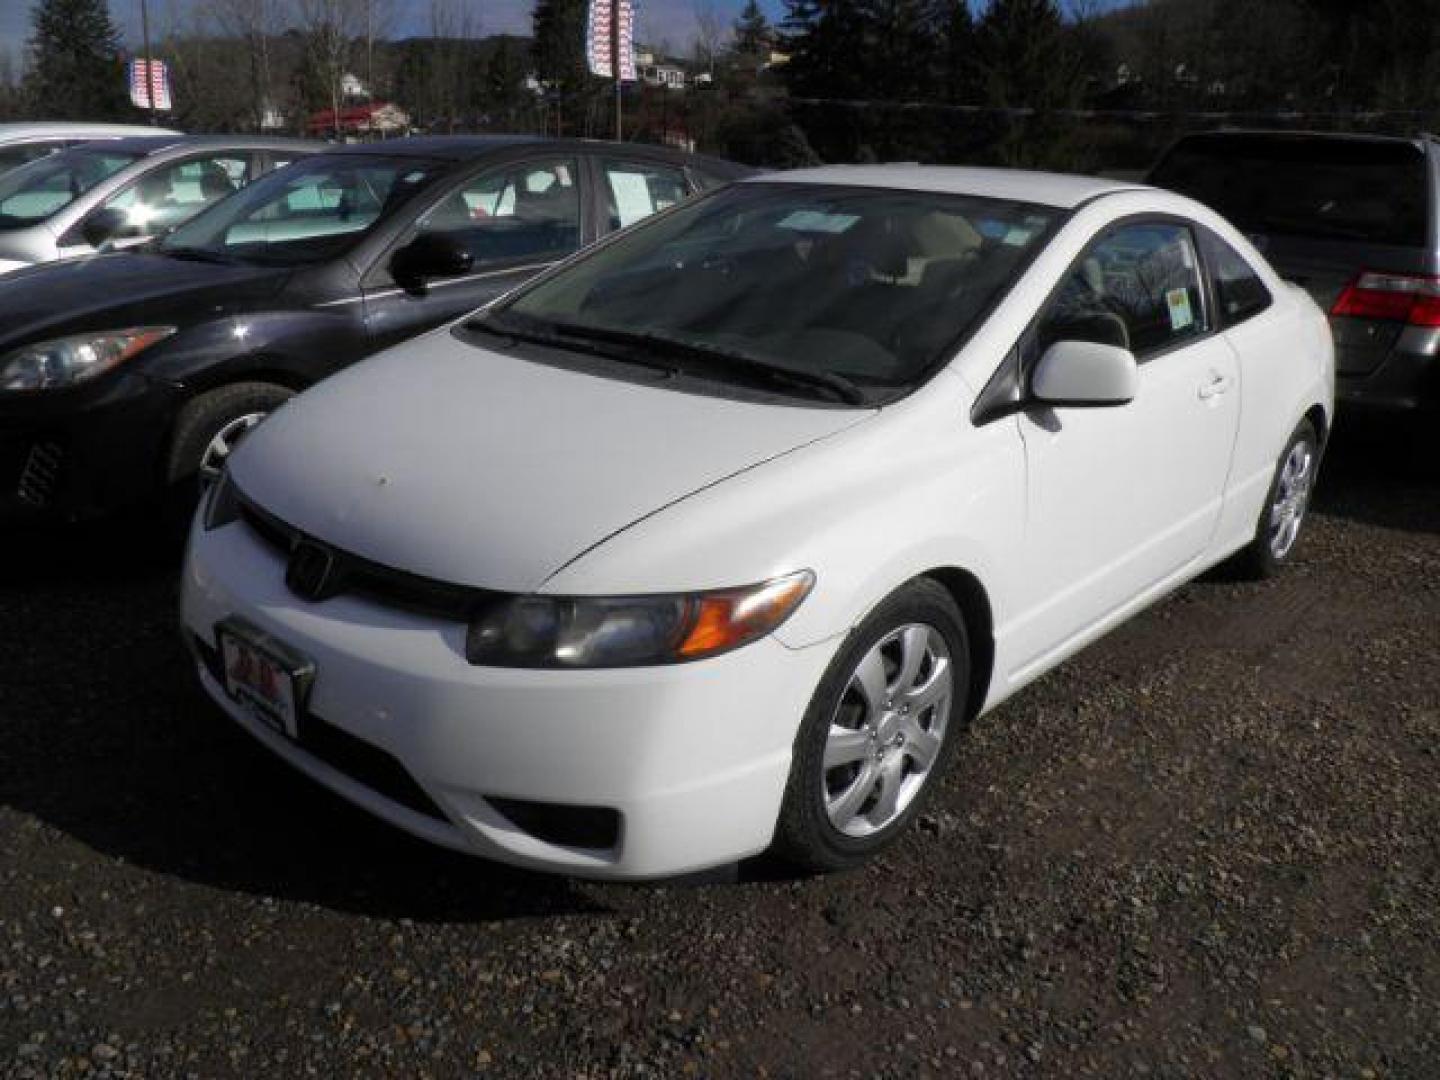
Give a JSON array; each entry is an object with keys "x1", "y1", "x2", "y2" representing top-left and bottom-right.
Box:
[
  {"x1": 924, "y1": 0, "x2": 976, "y2": 103},
  {"x1": 531, "y1": 0, "x2": 594, "y2": 134},
  {"x1": 975, "y1": 0, "x2": 1072, "y2": 109},
  {"x1": 975, "y1": 0, "x2": 1083, "y2": 167},
  {"x1": 24, "y1": 0, "x2": 129, "y2": 120},
  {"x1": 733, "y1": 0, "x2": 771, "y2": 75}
]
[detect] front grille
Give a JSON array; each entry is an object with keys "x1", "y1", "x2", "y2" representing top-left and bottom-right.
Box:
[
  {"x1": 236, "y1": 490, "x2": 498, "y2": 621},
  {"x1": 16, "y1": 441, "x2": 64, "y2": 507},
  {"x1": 194, "y1": 635, "x2": 448, "y2": 823}
]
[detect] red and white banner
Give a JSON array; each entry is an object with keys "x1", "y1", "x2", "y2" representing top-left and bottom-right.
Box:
[
  {"x1": 586, "y1": 0, "x2": 637, "y2": 81},
  {"x1": 128, "y1": 58, "x2": 173, "y2": 111}
]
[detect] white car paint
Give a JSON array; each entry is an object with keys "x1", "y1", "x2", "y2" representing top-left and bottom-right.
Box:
[
  {"x1": 235, "y1": 339, "x2": 870, "y2": 593},
  {"x1": 181, "y1": 166, "x2": 1334, "y2": 879}
]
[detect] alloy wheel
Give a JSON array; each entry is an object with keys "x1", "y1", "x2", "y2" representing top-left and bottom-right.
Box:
[
  {"x1": 1268, "y1": 436, "x2": 1315, "y2": 560},
  {"x1": 198, "y1": 411, "x2": 267, "y2": 485},
  {"x1": 822, "y1": 622, "x2": 954, "y2": 838}
]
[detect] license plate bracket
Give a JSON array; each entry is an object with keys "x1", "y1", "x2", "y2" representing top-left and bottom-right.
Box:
[{"x1": 216, "y1": 616, "x2": 315, "y2": 741}]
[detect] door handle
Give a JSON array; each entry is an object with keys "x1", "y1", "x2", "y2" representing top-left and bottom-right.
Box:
[{"x1": 1198, "y1": 372, "x2": 1232, "y2": 400}]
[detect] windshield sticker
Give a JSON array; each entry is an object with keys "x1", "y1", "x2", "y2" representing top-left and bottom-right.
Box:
[
  {"x1": 1001, "y1": 227, "x2": 1034, "y2": 246},
  {"x1": 1167, "y1": 287, "x2": 1195, "y2": 331},
  {"x1": 402, "y1": 171, "x2": 426, "y2": 184},
  {"x1": 777, "y1": 210, "x2": 859, "y2": 234}
]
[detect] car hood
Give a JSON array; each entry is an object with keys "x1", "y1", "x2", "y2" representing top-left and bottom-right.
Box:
[
  {"x1": 0, "y1": 252, "x2": 289, "y2": 350},
  {"x1": 230, "y1": 332, "x2": 871, "y2": 592}
]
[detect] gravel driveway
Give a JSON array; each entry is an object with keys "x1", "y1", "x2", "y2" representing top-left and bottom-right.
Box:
[{"x1": 2, "y1": 414, "x2": 1437, "y2": 1079}]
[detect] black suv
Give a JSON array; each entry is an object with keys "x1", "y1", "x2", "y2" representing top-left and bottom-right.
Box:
[
  {"x1": 1148, "y1": 130, "x2": 1440, "y2": 412},
  {"x1": 0, "y1": 136, "x2": 749, "y2": 520}
]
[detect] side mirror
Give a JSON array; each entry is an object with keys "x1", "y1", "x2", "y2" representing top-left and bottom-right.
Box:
[
  {"x1": 391, "y1": 233, "x2": 474, "y2": 293},
  {"x1": 81, "y1": 207, "x2": 129, "y2": 249},
  {"x1": 1031, "y1": 339, "x2": 1138, "y2": 408}
]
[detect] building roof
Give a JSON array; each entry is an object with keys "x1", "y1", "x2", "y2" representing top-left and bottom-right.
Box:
[
  {"x1": 753, "y1": 165, "x2": 1144, "y2": 210},
  {"x1": 306, "y1": 102, "x2": 409, "y2": 130}
]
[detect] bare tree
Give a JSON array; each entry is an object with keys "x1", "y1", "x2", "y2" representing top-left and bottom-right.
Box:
[
  {"x1": 294, "y1": 0, "x2": 368, "y2": 137},
  {"x1": 206, "y1": 0, "x2": 290, "y2": 129},
  {"x1": 692, "y1": 0, "x2": 727, "y2": 77},
  {"x1": 427, "y1": 0, "x2": 482, "y2": 130},
  {"x1": 360, "y1": 0, "x2": 397, "y2": 102}
]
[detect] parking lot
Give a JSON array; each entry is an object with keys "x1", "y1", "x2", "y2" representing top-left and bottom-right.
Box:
[{"x1": 0, "y1": 414, "x2": 1436, "y2": 1078}]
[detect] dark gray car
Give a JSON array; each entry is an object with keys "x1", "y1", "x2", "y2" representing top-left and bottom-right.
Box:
[{"x1": 1148, "y1": 130, "x2": 1439, "y2": 412}]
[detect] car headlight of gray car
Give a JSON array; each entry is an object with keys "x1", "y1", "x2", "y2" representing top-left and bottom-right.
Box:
[{"x1": 0, "y1": 326, "x2": 176, "y2": 391}]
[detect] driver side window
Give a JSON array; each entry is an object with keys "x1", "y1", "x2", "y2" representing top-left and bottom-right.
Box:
[
  {"x1": 416, "y1": 158, "x2": 580, "y2": 268},
  {"x1": 1037, "y1": 222, "x2": 1208, "y2": 360}
]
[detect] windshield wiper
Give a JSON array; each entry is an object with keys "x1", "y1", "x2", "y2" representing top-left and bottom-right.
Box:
[
  {"x1": 467, "y1": 314, "x2": 679, "y2": 379},
  {"x1": 543, "y1": 322, "x2": 868, "y2": 407}
]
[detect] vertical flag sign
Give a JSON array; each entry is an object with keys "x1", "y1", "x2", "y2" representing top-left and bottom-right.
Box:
[
  {"x1": 128, "y1": 59, "x2": 173, "y2": 111},
  {"x1": 586, "y1": 0, "x2": 637, "y2": 80}
]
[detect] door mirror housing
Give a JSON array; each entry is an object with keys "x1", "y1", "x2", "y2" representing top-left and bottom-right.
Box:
[
  {"x1": 80, "y1": 207, "x2": 130, "y2": 249},
  {"x1": 1031, "y1": 339, "x2": 1138, "y2": 408},
  {"x1": 391, "y1": 233, "x2": 474, "y2": 292}
]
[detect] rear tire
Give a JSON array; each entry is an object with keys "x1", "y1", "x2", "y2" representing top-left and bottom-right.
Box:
[
  {"x1": 1237, "y1": 418, "x2": 1319, "y2": 579},
  {"x1": 772, "y1": 578, "x2": 969, "y2": 873}
]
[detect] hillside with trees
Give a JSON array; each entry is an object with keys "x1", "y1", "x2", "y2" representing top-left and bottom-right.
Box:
[{"x1": 3, "y1": 0, "x2": 1439, "y2": 171}]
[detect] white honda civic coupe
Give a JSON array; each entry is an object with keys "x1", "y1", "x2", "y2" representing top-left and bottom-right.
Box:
[{"x1": 181, "y1": 166, "x2": 1333, "y2": 879}]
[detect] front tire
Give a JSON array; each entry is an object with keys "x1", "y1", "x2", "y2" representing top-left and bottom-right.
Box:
[
  {"x1": 772, "y1": 578, "x2": 969, "y2": 873},
  {"x1": 167, "y1": 381, "x2": 294, "y2": 488},
  {"x1": 1238, "y1": 418, "x2": 1319, "y2": 579}
]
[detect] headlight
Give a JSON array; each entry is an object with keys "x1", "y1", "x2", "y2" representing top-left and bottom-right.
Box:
[
  {"x1": 0, "y1": 326, "x2": 176, "y2": 391},
  {"x1": 465, "y1": 570, "x2": 815, "y2": 668}
]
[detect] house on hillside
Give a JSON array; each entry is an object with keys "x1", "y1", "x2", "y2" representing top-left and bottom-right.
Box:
[{"x1": 634, "y1": 48, "x2": 688, "y2": 90}]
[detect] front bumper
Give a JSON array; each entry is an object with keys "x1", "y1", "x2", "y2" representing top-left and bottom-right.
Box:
[
  {"x1": 179, "y1": 513, "x2": 834, "y2": 880},
  {"x1": 0, "y1": 372, "x2": 182, "y2": 520}
]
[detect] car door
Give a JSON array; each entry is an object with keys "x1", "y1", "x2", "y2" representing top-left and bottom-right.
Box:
[
  {"x1": 361, "y1": 155, "x2": 585, "y2": 352},
  {"x1": 1006, "y1": 218, "x2": 1241, "y2": 676},
  {"x1": 58, "y1": 150, "x2": 260, "y2": 256}
]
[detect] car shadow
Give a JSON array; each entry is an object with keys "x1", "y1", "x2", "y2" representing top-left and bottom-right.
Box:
[
  {"x1": 0, "y1": 517, "x2": 612, "y2": 923},
  {"x1": 1312, "y1": 411, "x2": 1440, "y2": 535}
]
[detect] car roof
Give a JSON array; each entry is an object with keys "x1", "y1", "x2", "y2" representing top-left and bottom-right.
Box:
[
  {"x1": 749, "y1": 165, "x2": 1144, "y2": 210},
  {"x1": 1164, "y1": 128, "x2": 1431, "y2": 152},
  {"x1": 316, "y1": 134, "x2": 748, "y2": 170},
  {"x1": 0, "y1": 121, "x2": 181, "y2": 142},
  {"x1": 84, "y1": 134, "x2": 321, "y2": 155}
]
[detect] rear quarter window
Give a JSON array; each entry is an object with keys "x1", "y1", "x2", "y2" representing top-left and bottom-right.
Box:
[
  {"x1": 1150, "y1": 136, "x2": 1429, "y2": 248},
  {"x1": 1201, "y1": 229, "x2": 1272, "y2": 326}
]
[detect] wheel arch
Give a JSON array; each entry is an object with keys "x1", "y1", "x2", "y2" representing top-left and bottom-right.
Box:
[
  {"x1": 1303, "y1": 401, "x2": 1330, "y2": 453},
  {"x1": 918, "y1": 566, "x2": 996, "y2": 726}
]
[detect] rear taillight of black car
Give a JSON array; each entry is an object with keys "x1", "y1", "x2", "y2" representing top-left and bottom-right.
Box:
[{"x1": 1331, "y1": 271, "x2": 1440, "y2": 327}]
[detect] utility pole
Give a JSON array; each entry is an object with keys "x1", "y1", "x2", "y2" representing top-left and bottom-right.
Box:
[
  {"x1": 611, "y1": 0, "x2": 622, "y2": 141},
  {"x1": 139, "y1": 0, "x2": 158, "y2": 125}
]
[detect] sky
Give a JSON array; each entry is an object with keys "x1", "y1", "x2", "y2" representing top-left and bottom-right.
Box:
[{"x1": 0, "y1": 0, "x2": 1130, "y2": 69}]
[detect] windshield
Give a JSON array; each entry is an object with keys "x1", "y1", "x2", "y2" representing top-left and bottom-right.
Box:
[
  {"x1": 494, "y1": 183, "x2": 1058, "y2": 398},
  {"x1": 1150, "y1": 135, "x2": 1429, "y2": 247},
  {"x1": 159, "y1": 154, "x2": 445, "y2": 265},
  {"x1": 0, "y1": 147, "x2": 141, "y2": 229}
]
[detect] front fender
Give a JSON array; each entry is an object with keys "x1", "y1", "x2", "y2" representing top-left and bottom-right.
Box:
[
  {"x1": 139, "y1": 308, "x2": 369, "y2": 390},
  {"x1": 541, "y1": 376, "x2": 1026, "y2": 661}
]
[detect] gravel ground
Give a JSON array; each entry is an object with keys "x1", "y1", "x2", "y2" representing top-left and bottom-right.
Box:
[{"x1": 2, "y1": 414, "x2": 1437, "y2": 1079}]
